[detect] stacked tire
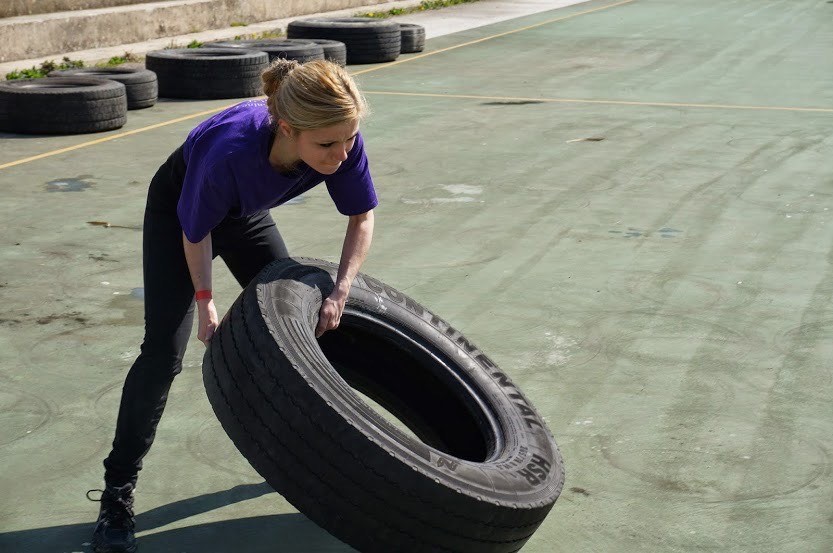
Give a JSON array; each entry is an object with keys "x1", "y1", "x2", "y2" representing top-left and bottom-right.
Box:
[
  {"x1": 205, "y1": 39, "x2": 325, "y2": 63},
  {"x1": 399, "y1": 23, "x2": 426, "y2": 53},
  {"x1": 145, "y1": 48, "x2": 269, "y2": 99},
  {"x1": 0, "y1": 77, "x2": 127, "y2": 135},
  {"x1": 287, "y1": 18, "x2": 401, "y2": 64},
  {"x1": 304, "y1": 39, "x2": 348, "y2": 66},
  {"x1": 47, "y1": 66, "x2": 157, "y2": 110}
]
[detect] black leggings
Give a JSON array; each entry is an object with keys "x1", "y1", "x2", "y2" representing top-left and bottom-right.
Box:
[{"x1": 103, "y1": 146, "x2": 288, "y2": 487}]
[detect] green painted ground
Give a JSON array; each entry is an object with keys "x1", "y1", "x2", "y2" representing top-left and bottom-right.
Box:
[{"x1": 1, "y1": 0, "x2": 832, "y2": 551}]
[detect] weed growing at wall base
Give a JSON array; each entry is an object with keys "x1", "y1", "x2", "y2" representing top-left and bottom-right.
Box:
[{"x1": 5, "y1": 57, "x2": 84, "y2": 80}]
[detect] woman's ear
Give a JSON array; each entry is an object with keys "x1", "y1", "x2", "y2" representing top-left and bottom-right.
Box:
[{"x1": 277, "y1": 119, "x2": 293, "y2": 138}]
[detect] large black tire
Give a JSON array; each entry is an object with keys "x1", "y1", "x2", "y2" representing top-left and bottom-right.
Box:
[
  {"x1": 400, "y1": 23, "x2": 426, "y2": 53},
  {"x1": 205, "y1": 39, "x2": 325, "y2": 63},
  {"x1": 145, "y1": 48, "x2": 268, "y2": 99},
  {"x1": 304, "y1": 39, "x2": 348, "y2": 66},
  {"x1": 47, "y1": 66, "x2": 158, "y2": 110},
  {"x1": 0, "y1": 77, "x2": 126, "y2": 135},
  {"x1": 203, "y1": 257, "x2": 564, "y2": 553},
  {"x1": 287, "y1": 18, "x2": 401, "y2": 64}
]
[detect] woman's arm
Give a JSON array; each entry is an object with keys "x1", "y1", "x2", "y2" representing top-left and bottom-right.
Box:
[
  {"x1": 316, "y1": 209, "x2": 375, "y2": 337},
  {"x1": 182, "y1": 231, "x2": 219, "y2": 344}
]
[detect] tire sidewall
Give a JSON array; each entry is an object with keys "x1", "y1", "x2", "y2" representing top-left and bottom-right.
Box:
[{"x1": 257, "y1": 258, "x2": 562, "y2": 505}]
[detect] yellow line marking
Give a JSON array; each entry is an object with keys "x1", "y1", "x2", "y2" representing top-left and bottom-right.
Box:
[
  {"x1": 0, "y1": 106, "x2": 233, "y2": 171},
  {"x1": 363, "y1": 90, "x2": 833, "y2": 114},
  {"x1": 352, "y1": 0, "x2": 636, "y2": 76},
  {"x1": 0, "y1": 0, "x2": 634, "y2": 171}
]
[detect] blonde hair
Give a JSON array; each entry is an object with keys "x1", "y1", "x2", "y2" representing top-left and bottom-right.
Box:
[{"x1": 261, "y1": 58, "x2": 369, "y2": 131}]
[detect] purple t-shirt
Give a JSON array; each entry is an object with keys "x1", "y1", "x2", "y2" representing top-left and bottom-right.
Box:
[{"x1": 177, "y1": 99, "x2": 378, "y2": 242}]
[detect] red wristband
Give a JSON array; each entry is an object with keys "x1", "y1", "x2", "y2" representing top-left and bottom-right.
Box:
[{"x1": 195, "y1": 289, "x2": 212, "y2": 301}]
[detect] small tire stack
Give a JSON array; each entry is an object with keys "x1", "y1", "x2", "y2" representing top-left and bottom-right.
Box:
[
  {"x1": 0, "y1": 77, "x2": 127, "y2": 135},
  {"x1": 145, "y1": 48, "x2": 269, "y2": 99},
  {"x1": 47, "y1": 66, "x2": 158, "y2": 110},
  {"x1": 287, "y1": 18, "x2": 402, "y2": 64}
]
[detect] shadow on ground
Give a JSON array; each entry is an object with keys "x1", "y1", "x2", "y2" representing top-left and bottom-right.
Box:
[{"x1": 0, "y1": 482, "x2": 356, "y2": 552}]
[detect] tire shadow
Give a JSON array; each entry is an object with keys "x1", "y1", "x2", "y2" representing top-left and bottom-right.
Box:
[{"x1": 0, "y1": 482, "x2": 357, "y2": 553}]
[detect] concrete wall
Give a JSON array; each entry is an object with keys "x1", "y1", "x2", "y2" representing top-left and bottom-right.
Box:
[
  {"x1": 1, "y1": 0, "x2": 150, "y2": 18},
  {"x1": 0, "y1": 0, "x2": 400, "y2": 62}
]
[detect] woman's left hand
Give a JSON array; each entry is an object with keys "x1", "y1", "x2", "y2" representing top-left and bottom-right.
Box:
[
  {"x1": 316, "y1": 293, "x2": 346, "y2": 338},
  {"x1": 317, "y1": 209, "x2": 373, "y2": 338}
]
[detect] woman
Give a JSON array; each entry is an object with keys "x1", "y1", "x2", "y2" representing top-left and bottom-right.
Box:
[{"x1": 88, "y1": 58, "x2": 377, "y2": 553}]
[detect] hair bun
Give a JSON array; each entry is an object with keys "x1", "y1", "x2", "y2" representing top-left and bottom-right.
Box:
[{"x1": 262, "y1": 58, "x2": 301, "y2": 97}]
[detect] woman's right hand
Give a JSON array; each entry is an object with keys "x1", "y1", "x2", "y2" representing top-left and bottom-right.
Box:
[{"x1": 197, "y1": 298, "x2": 219, "y2": 345}]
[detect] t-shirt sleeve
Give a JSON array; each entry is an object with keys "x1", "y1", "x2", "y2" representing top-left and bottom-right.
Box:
[
  {"x1": 325, "y1": 132, "x2": 379, "y2": 216},
  {"x1": 177, "y1": 153, "x2": 236, "y2": 243}
]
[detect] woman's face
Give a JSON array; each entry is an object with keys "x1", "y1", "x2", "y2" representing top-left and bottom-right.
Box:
[{"x1": 285, "y1": 120, "x2": 360, "y2": 175}]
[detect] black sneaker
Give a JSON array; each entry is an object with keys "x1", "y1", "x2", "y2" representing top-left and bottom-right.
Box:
[{"x1": 87, "y1": 483, "x2": 138, "y2": 553}]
